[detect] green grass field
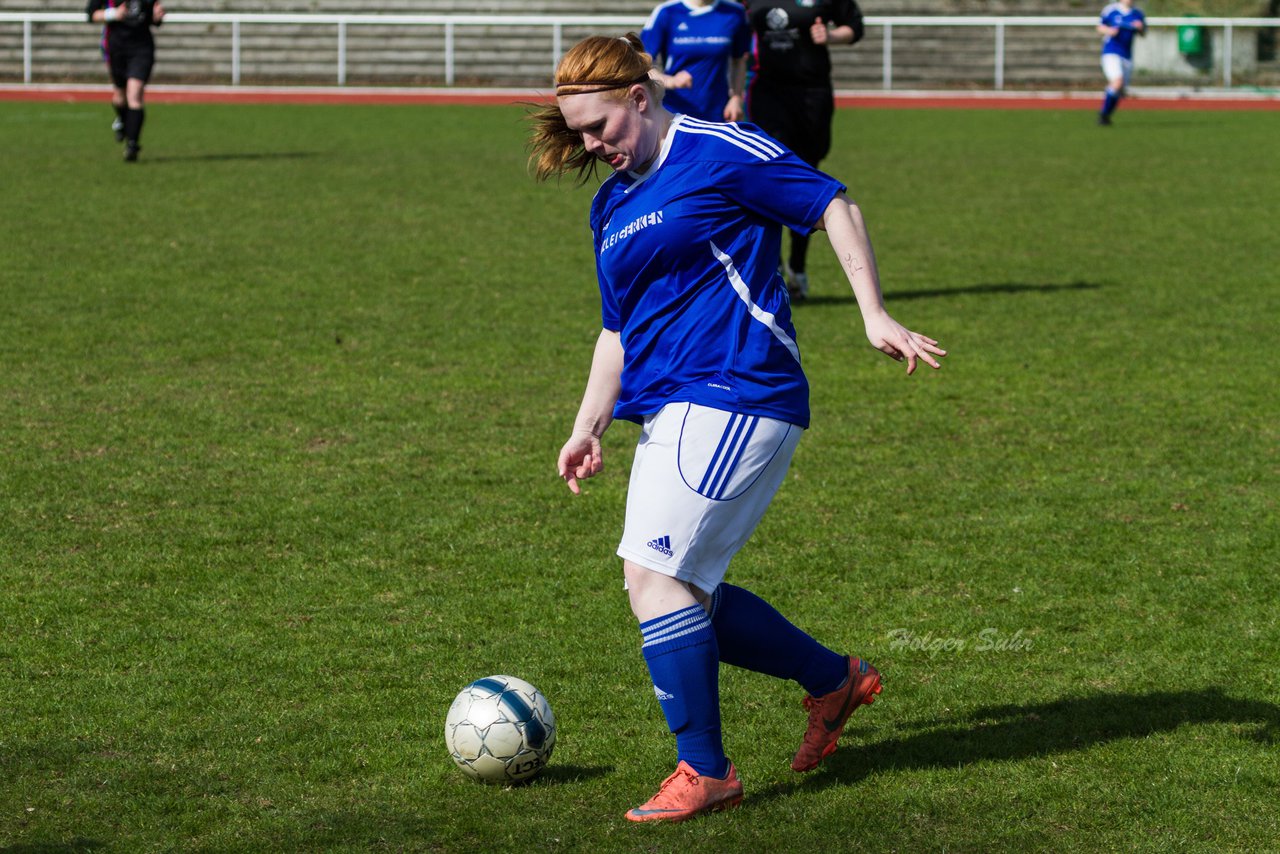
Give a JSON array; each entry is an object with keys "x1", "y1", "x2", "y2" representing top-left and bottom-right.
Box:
[{"x1": 1, "y1": 100, "x2": 1277, "y2": 853}]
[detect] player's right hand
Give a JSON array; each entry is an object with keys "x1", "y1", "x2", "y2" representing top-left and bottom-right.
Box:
[
  {"x1": 668, "y1": 70, "x2": 694, "y2": 89},
  {"x1": 811, "y1": 17, "x2": 830, "y2": 45},
  {"x1": 557, "y1": 430, "x2": 603, "y2": 494}
]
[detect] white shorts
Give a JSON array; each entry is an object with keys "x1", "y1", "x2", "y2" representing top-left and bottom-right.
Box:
[
  {"x1": 1101, "y1": 54, "x2": 1132, "y2": 86},
  {"x1": 617, "y1": 403, "x2": 802, "y2": 595}
]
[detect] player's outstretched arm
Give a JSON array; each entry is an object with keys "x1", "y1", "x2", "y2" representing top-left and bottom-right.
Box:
[
  {"x1": 812, "y1": 17, "x2": 858, "y2": 46},
  {"x1": 724, "y1": 55, "x2": 747, "y2": 122},
  {"x1": 650, "y1": 68, "x2": 694, "y2": 90},
  {"x1": 558, "y1": 328, "x2": 624, "y2": 493},
  {"x1": 816, "y1": 192, "x2": 946, "y2": 375}
]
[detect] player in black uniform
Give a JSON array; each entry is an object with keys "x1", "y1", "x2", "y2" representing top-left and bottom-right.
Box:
[
  {"x1": 86, "y1": 0, "x2": 166, "y2": 162},
  {"x1": 744, "y1": 0, "x2": 863, "y2": 300}
]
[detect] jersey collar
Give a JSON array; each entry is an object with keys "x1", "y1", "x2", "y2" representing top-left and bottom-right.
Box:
[
  {"x1": 625, "y1": 113, "x2": 685, "y2": 192},
  {"x1": 682, "y1": 0, "x2": 720, "y2": 14}
]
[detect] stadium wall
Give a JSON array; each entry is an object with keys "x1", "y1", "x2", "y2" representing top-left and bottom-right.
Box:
[{"x1": 0, "y1": 2, "x2": 1275, "y2": 89}]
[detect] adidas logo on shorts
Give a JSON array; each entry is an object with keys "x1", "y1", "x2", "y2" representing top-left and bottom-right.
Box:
[{"x1": 647, "y1": 535, "x2": 674, "y2": 557}]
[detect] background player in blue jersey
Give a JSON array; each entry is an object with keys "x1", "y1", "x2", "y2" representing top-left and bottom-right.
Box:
[
  {"x1": 642, "y1": 0, "x2": 752, "y2": 122},
  {"x1": 528, "y1": 33, "x2": 944, "y2": 823},
  {"x1": 744, "y1": 0, "x2": 864, "y2": 300},
  {"x1": 87, "y1": 0, "x2": 166, "y2": 161},
  {"x1": 1097, "y1": 0, "x2": 1145, "y2": 125}
]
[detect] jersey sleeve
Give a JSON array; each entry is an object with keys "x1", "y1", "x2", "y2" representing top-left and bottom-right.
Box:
[
  {"x1": 589, "y1": 183, "x2": 623, "y2": 332},
  {"x1": 731, "y1": 6, "x2": 752, "y2": 57},
  {"x1": 596, "y1": 252, "x2": 621, "y2": 331},
  {"x1": 708, "y1": 147, "x2": 846, "y2": 235},
  {"x1": 832, "y1": 0, "x2": 866, "y2": 44},
  {"x1": 640, "y1": 7, "x2": 668, "y2": 62}
]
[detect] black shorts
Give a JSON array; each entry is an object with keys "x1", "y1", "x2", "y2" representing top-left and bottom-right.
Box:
[
  {"x1": 107, "y1": 46, "x2": 155, "y2": 88},
  {"x1": 747, "y1": 82, "x2": 834, "y2": 167}
]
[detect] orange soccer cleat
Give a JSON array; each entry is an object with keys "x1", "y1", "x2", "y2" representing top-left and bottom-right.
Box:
[
  {"x1": 791, "y1": 656, "x2": 882, "y2": 772},
  {"x1": 625, "y1": 760, "x2": 744, "y2": 823}
]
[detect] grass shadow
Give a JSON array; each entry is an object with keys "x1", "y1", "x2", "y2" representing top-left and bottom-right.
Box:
[
  {"x1": 531, "y1": 762, "x2": 614, "y2": 786},
  {"x1": 799, "y1": 280, "x2": 1102, "y2": 306},
  {"x1": 264, "y1": 765, "x2": 615, "y2": 850},
  {"x1": 0, "y1": 840, "x2": 107, "y2": 854},
  {"x1": 754, "y1": 687, "x2": 1278, "y2": 803}
]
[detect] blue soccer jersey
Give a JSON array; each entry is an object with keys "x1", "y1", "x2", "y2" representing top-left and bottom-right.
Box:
[
  {"x1": 641, "y1": 0, "x2": 752, "y2": 122},
  {"x1": 590, "y1": 115, "x2": 845, "y2": 429},
  {"x1": 1100, "y1": 3, "x2": 1145, "y2": 58}
]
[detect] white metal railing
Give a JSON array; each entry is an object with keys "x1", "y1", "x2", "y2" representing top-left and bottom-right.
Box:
[
  {"x1": 870, "y1": 15, "x2": 1277, "y2": 89},
  {"x1": 1, "y1": 12, "x2": 1276, "y2": 90}
]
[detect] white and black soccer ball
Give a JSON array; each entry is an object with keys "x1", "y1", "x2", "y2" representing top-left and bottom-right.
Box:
[{"x1": 444, "y1": 675, "x2": 556, "y2": 784}]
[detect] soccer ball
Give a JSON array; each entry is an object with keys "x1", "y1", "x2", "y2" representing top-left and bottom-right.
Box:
[{"x1": 444, "y1": 675, "x2": 556, "y2": 784}]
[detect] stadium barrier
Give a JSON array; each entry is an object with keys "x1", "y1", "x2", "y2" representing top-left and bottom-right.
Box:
[{"x1": 1, "y1": 12, "x2": 1276, "y2": 90}]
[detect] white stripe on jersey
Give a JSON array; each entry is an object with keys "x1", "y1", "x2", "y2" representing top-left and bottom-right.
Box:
[
  {"x1": 710, "y1": 241, "x2": 801, "y2": 364},
  {"x1": 625, "y1": 116, "x2": 783, "y2": 194},
  {"x1": 641, "y1": 3, "x2": 665, "y2": 30},
  {"x1": 680, "y1": 116, "x2": 786, "y2": 157},
  {"x1": 677, "y1": 115, "x2": 785, "y2": 161}
]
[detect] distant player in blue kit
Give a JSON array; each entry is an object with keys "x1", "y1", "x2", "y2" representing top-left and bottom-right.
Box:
[
  {"x1": 641, "y1": 0, "x2": 752, "y2": 122},
  {"x1": 528, "y1": 34, "x2": 945, "y2": 823},
  {"x1": 1097, "y1": 0, "x2": 1146, "y2": 125}
]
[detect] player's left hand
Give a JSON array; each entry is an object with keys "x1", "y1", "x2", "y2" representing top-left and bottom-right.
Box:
[
  {"x1": 811, "y1": 17, "x2": 830, "y2": 45},
  {"x1": 153, "y1": 1, "x2": 166, "y2": 22},
  {"x1": 723, "y1": 95, "x2": 744, "y2": 122},
  {"x1": 864, "y1": 311, "x2": 946, "y2": 375}
]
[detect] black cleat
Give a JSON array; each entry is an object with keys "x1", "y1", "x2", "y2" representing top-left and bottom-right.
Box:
[
  {"x1": 1097, "y1": 113, "x2": 1112, "y2": 126},
  {"x1": 123, "y1": 142, "x2": 140, "y2": 162}
]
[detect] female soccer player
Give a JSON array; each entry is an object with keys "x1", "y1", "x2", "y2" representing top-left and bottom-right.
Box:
[
  {"x1": 743, "y1": 0, "x2": 864, "y2": 300},
  {"x1": 1096, "y1": 0, "x2": 1146, "y2": 125},
  {"x1": 641, "y1": 0, "x2": 752, "y2": 122},
  {"x1": 528, "y1": 34, "x2": 944, "y2": 823},
  {"x1": 86, "y1": 0, "x2": 166, "y2": 161}
]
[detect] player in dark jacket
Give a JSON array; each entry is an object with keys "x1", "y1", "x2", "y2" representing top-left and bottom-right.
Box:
[
  {"x1": 86, "y1": 0, "x2": 166, "y2": 161},
  {"x1": 744, "y1": 1, "x2": 864, "y2": 299}
]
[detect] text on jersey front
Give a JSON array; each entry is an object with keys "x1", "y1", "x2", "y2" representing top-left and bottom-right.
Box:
[{"x1": 600, "y1": 210, "x2": 666, "y2": 255}]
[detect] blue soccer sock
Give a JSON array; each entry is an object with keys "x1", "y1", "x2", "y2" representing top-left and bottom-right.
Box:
[
  {"x1": 638, "y1": 604, "x2": 728, "y2": 779},
  {"x1": 1101, "y1": 88, "x2": 1120, "y2": 117},
  {"x1": 710, "y1": 583, "x2": 848, "y2": 698}
]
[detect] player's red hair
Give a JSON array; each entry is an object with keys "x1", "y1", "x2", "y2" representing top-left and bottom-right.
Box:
[{"x1": 527, "y1": 33, "x2": 662, "y2": 183}]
